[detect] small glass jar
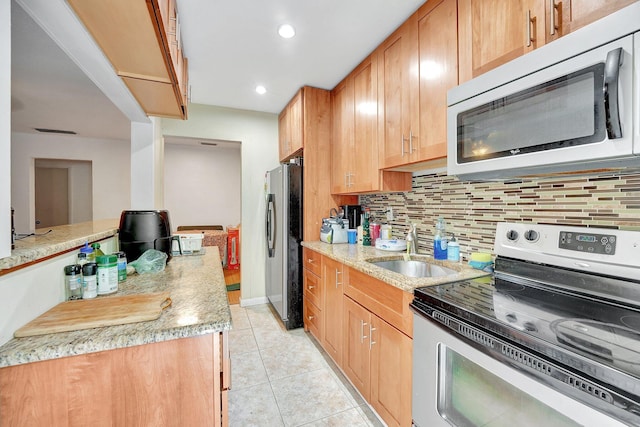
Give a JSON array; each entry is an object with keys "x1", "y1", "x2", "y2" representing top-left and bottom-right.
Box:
[
  {"x1": 117, "y1": 251, "x2": 127, "y2": 282},
  {"x1": 82, "y1": 262, "x2": 98, "y2": 299},
  {"x1": 64, "y1": 264, "x2": 83, "y2": 301}
]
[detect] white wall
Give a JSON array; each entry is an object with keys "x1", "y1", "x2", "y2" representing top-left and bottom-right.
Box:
[
  {"x1": 11, "y1": 132, "x2": 130, "y2": 233},
  {"x1": 164, "y1": 143, "x2": 241, "y2": 229},
  {"x1": 162, "y1": 104, "x2": 279, "y2": 304},
  {"x1": 0, "y1": 0, "x2": 11, "y2": 258}
]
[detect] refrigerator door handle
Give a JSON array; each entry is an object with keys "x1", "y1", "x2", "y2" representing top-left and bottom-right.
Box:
[{"x1": 266, "y1": 193, "x2": 276, "y2": 257}]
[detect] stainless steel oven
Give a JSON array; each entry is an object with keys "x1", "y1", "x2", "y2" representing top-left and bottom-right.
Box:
[{"x1": 411, "y1": 222, "x2": 640, "y2": 427}]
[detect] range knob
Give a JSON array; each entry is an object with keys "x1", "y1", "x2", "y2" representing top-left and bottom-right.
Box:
[
  {"x1": 506, "y1": 230, "x2": 519, "y2": 241},
  {"x1": 524, "y1": 230, "x2": 539, "y2": 242}
]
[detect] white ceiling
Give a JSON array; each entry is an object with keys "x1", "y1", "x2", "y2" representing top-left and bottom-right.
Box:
[{"x1": 11, "y1": 0, "x2": 425, "y2": 140}]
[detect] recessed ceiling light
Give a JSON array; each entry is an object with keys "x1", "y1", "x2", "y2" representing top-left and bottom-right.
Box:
[
  {"x1": 255, "y1": 85, "x2": 267, "y2": 95},
  {"x1": 278, "y1": 24, "x2": 295, "y2": 39}
]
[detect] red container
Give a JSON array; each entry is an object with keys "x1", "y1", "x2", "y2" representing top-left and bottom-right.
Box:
[{"x1": 370, "y1": 223, "x2": 381, "y2": 246}]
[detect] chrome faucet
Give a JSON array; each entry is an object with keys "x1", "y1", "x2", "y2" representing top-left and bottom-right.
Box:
[{"x1": 406, "y1": 223, "x2": 418, "y2": 255}]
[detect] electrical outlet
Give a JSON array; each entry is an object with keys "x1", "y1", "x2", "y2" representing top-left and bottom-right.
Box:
[{"x1": 386, "y1": 207, "x2": 394, "y2": 221}]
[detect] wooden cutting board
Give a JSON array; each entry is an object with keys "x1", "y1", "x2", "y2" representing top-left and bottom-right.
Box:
[{"x1": 14, "y1": 292, "x2": 172, "y2": 338}]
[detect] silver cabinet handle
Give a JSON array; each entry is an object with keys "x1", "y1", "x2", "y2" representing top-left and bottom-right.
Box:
[
  {"x1": 335, "y1": 269, "x2": 342, "y2": 288},
  {"x1": 308, "y1": 315, "x2": 314, "y2": 321},
  {"x1": 360, "y1": 320, "x2": 368, "y2": 343},
  {"x1": 549, "y1": 0, "x2": 559, "y2": 35},
  {"x1": 369, "y1": 324, "x2": 377, "y2": 350},
  {"x1": 307, "y1": 284, "x2": 315, "y2": 290},
  {"x1": 526, "y1": 10, "x2": 534, "y2": 47},
  {"x1": 401, "y1": 134, "x2": 406, "y2": 157},
  {"x1": 307, "y1": 258, "x2": 314, "y2": 263},
  {"x1": 409, "y1": 130, "x2": 416, "y2": 153}
]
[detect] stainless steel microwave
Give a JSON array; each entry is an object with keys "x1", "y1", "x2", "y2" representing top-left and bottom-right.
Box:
[{"x1": 447, "y1": 3, "x2": 640, "y2": 181}]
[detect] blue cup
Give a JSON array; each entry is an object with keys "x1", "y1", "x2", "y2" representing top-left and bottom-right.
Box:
[{"x1": 347, "y1": 229, "x2": 357, "y2": 244}]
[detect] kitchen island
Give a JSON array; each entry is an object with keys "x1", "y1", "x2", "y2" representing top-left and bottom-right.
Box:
[{"x1": 0, "y1": 249, "x2": 231, "y2": 426}]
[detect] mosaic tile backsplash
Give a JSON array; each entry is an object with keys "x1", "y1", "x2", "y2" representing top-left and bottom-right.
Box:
[{"x1": 360, "y1": 171, "x2": 640, "y2": 260}]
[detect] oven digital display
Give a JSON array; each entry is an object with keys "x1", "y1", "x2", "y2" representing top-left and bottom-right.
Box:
[{"x1": 559, "y1": 231, "x2": 616, "y2": 255}]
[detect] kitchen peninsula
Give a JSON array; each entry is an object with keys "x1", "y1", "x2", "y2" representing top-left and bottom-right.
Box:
[{"x1": 0, "y1": 221, "x2": 231, "y2": 426}]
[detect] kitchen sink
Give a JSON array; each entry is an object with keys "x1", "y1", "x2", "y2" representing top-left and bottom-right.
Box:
[{"x1": 368, "y1": 259, "x2": 457, "y2": 278}]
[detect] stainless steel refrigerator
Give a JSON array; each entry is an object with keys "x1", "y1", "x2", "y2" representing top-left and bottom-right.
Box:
[{"x1": 265, "y1": 163, "x2": 303, "y2": 329}]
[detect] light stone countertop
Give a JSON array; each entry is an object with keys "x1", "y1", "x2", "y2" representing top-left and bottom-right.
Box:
[
  {"x1": 1, "y1": 219, "x2": 120, "y2": 272},
  {"x1": 302, "y1": 241, "x2": 491, "y2": 293},
  {"x1": 0, "y1": 249, "x2": 231, "y2": 368}
]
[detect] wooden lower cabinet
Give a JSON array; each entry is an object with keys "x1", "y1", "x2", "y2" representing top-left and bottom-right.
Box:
[
  {"x1": 0, "y1": 333, "x2": 229, "y2": 427},
  {"x1": 303, "y1": 268, "x2": 323, "y2": 341},
  {"x1": 322, "y1": 256, "x2": 344, "y2": 364},
  {"x1": 343, "y1": 296, "x2": 412, "y2": 427}
]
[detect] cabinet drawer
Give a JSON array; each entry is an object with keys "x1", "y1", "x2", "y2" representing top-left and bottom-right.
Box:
[
  {"x1": 345, "y1": 267, "x2": 413, "y2": 338},
  {"x1": 304, "y1": 298, "x2": 322, "y2": 342},
  {"x1": 303, "y1": 248, "x2": 322, "y2": 276},
  {"x1": 303, "y1": 269, "x2": 322, "y2": 308}
]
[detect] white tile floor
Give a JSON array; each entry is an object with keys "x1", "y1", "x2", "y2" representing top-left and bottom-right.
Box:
[{"x1": 228, "y1": 304, "x2": 385, "y2": 427}]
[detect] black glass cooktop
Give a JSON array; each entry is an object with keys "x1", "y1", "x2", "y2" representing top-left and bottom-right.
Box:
[{"x1": 413, "y1": 274, "x2": 640, "y2": 391}]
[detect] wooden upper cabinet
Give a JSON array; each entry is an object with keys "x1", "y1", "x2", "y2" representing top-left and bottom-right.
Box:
[
  {"x1": 331, "y1": 79, "x2": 353, "y2": 194},
  {"x1": 378, "y1": 23, "x2": 417, "y2": 169},
  {"x1": 68, "y1": 0, "x2": 189, "y2": 119},
  {"x1": 331, "y1": 55, "x2": 411, "y2": 195},
  {"x1": 459, "y1": 0, "x2": 635, "y2": 81},
  {"x1": 547, "y1": 0, "x2": 637, "y2": 42},
  {"x1": 415, "y1": 0, "x2": 458, "y2": 165},
  {"x1": 278, "y1": 90, "x2": 303, "y2": 161},
  {"x1": 377, "y1": 0, "x2": 456, "y2": 170},
  {"x1": 458, "y1": 0, "x2": 542, "y2": 83}
]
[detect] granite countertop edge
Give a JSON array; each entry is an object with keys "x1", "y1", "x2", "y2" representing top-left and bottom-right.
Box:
[
  {"x1": 0, "y1": 250, "x2": 232, "y2": 368},
  {"x1": 302, "y1": 241, "x2": 490, "y2": 293},
  {"x1": 1, "y1": 219, "x2": 120, "y2": 271}
]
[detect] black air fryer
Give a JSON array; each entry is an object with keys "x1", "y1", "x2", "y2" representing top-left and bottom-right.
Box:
[{"x1": 118, "y1": 210, "x2": 175, "y2": 263}]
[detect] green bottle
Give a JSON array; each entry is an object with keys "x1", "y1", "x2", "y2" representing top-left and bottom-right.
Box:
[
  {"x1": 91, "y1": 243, "x2": 105, "y2": 258},
  {"x1": 362, "y1": 208, "x2": 371, "y2": 246}
]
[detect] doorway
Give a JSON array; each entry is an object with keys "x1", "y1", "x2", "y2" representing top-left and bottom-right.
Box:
[{"x1": 34, "y1": 159, "x2": 93, "y2": 228}]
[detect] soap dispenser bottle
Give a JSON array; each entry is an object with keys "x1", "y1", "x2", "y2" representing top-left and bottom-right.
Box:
[
  {"x1": 433, "y1": 218, "x2": 447, "y2": 260},
  {"x1": 447, "y1": 234, "x2": 460, "y2": 262}
]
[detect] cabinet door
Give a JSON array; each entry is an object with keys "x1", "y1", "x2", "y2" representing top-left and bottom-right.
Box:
[
  {"x1": 350, "y1": 55, "x2": 379, "y2": 192},
  {"x1": 278, "y1": 107, "x2": 290, "y2": 161},
  {"x1": 370, "y1": 315, "x2": 412, "y2": 427},
  {"x1": 378, "y1": 23, "x2": 417, "y2": 168},
  {"x1": 342, "y1": 296, "x2": 371, "y2": 400},
  {"x1": 554, "y1": 0, "x2": 636, "y2": 38},
  {"x1": 415, "y1": 0, "x2": 457, "y2": 163},
  {"x1": 288, "y1": 91, "x2": 304, "y2": 155},
  {"x1": 322, "y1": 257, "x2": 344, "y2": 364},
  {"x1": 331, "y1": 79, "x2": 354, "y2": 194},
  {"x1": 458, "y1": 0, "x2": 542, "y2": 82}
]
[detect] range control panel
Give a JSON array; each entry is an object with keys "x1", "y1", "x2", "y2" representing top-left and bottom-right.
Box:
[
  {"x1": 559, "y1": 231, "x2": 617, "y2": 255},
  {"x1": 494, "y1": 222, "x2": 640, "y2": 280}
]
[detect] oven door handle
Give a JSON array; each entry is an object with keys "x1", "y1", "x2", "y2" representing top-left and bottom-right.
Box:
[{"x1": 604, "y1": 47, "x2": 623, "y2": 140}]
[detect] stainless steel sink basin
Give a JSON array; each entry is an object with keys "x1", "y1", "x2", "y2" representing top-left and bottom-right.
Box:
[{"x1": 369, "y1": 259, "x2": 457, "y2": 278}]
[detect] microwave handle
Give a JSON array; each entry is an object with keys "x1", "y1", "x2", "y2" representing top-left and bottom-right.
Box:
[{"x1": 604, "y1": 47, "x2": 623, "y2": 140}]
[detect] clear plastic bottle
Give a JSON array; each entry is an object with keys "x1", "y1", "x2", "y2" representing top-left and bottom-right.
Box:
[
  {"x1": 433, "y1": 218, "x2": 448, "y2": 260},
  {"x1": 447, "y1": 234, "x2": 460, "y2": 262},
  {"x1": 80, "y1": 242, "x2": 95, "y2": 262}
]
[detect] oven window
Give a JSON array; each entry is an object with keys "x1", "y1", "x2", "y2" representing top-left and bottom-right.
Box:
[
  {"x1": 437, "y1": 346, "x2": 580, "y2": 427},
  {"x1": 456, "y1": 63, "x2": 605, "y2": 164}
]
